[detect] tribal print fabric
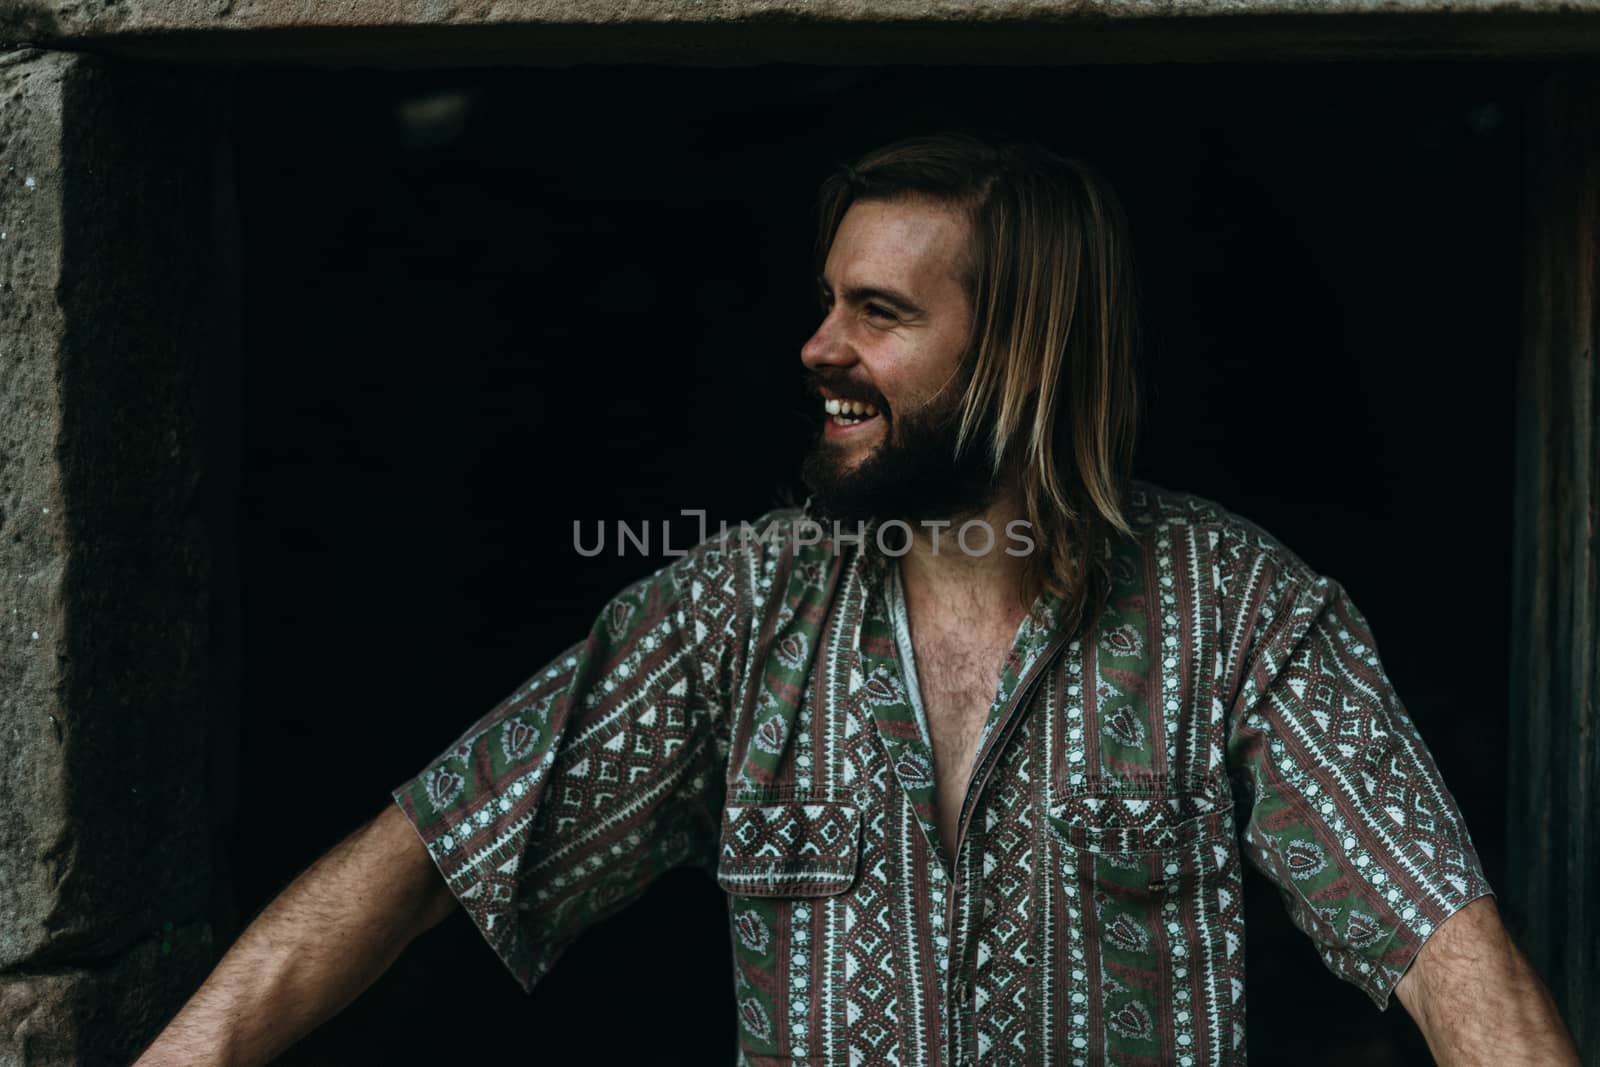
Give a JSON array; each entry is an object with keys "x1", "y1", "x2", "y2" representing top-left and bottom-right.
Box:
[{"x1": 393, "y1": 482, "x2": 1492, "y2": 1065}]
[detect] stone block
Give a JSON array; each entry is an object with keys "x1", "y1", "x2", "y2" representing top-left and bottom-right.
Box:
[
  {"x1": 0, "y1": 924, "x2": 214, "y2": 1067},
  {"x1": 0, "y1": 46, "x2": 238, "y2": 1060},
  {"x1": 1, "y1": 45, "x2": 74, "y2": 975}
]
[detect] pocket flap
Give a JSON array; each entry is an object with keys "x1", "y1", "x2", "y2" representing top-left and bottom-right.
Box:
[
  {"x1": 1048, "y1": 779, "x2": 1235, "y2": 854},
  {"x1": 1048, "y1": 803, "x2": 1234, "y2": 854},
  {"x1": 715, "y1": 800, "x2": 861, "y2": 897}
]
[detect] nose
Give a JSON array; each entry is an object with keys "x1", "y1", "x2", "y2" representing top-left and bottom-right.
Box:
[{"x1": 800, "y1": 307, "x2": 855, "y2": 372}]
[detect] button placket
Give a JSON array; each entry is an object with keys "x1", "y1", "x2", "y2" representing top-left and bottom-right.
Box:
[{"x1": 947, "y1": 847, "x2": 979, "y2": 1066}]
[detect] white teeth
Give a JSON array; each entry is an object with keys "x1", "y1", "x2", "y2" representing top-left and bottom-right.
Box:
[{"x1": 822, "y1": 398, "x2": 881, "y2": 421}]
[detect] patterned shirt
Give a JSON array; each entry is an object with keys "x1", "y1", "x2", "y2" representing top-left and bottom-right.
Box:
[{"x1": 394, "y1": 482, "x2": 1492, "y2": 1066}]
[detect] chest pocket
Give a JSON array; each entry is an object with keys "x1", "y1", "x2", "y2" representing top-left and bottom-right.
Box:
[
  {"x1": 1046, "y1": 778, "x2": 1247, "y2": 1065},
  {"x1": 716, "y1": 798, "x2": 860, "y2": 1064}
]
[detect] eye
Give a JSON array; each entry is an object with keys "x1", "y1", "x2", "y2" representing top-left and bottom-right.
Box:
[{"x1": 864, "y1": 303, "x2": 896, "y2": 322}]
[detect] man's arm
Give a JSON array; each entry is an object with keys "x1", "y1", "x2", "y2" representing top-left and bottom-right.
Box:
[
  {"x1": 133, "y1": 803, "x2": 456, "y2": 1067},
  {"x1": 1393, "y1": 896, "x2": 1579, "y2": 1066}
]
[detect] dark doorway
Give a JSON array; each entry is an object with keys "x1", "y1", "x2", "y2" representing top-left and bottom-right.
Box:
[{"x1": 230, "y1": 61, "x2": 1533, "y2": 1064}]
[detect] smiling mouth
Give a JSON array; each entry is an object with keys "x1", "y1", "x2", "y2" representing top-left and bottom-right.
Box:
[{"x1": 823, "y1": 397, "x2": 883, "y2": 428}]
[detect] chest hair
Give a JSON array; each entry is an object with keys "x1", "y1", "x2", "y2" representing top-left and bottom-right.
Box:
[{"x1": 911, "y1": 622, "x2": 1015, "y2": 859}]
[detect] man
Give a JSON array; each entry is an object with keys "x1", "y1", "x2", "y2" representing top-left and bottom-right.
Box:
[{"x1": 137, "y1": 134, "x2": 1578, "y2": 1066}]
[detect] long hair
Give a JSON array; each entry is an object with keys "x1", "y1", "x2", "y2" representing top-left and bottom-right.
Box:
[{"x1": 815, "y1": 133, "x2": 1144, "y2": 635}]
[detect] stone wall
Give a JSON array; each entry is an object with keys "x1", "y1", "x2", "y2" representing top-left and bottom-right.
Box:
[{"x1": 0, "y1": 50, "x2": 238, "y2": 1067}]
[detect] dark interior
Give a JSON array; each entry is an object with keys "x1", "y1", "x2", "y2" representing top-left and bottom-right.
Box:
[{"x1": 230, "y1": 61, "x2": 1535, "y2": 1064}]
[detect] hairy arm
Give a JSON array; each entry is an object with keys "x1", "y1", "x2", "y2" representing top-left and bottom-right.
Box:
[
  {"x1": 133, "y1": 803, "x2": 457, "y2": 1067},
  {"x1": 1393, "y1": 896, "x2": 1579, "y2": 1066}
]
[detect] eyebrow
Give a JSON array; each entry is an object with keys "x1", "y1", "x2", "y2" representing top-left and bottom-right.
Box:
[{"x1": 817, "y1": 276, "x2": 926, "y2": 318}]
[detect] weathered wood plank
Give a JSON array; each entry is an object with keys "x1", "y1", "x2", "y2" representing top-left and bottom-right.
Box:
[{"x1": 1508, "y1": 63, "x2": 1600, "y2": 1065}]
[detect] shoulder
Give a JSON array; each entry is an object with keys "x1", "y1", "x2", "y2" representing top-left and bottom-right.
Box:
[
  {"x1": 1125, "y1": 479, "x2": 1327, "y2": 598},
  {"x1": 662, "y1": 505, "x2": 824, "y2": 615}
]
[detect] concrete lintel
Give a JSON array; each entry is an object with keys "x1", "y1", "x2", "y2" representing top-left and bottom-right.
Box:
[{"x1": 5, "y1": 4, "x2": 1600, "y2": 66}]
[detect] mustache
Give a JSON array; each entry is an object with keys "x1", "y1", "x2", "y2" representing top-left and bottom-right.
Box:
[{"x1": 803, "y1": 370, "x2": 889, "y2": 413}]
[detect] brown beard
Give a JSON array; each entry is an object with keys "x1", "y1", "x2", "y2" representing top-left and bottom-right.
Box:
[{"x1": 800, "y1": 371, "x2": 1000, "y2": 527}]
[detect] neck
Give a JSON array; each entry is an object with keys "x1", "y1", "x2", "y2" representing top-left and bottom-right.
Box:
[{"x1": 896, "y1": 480, "x2": 1032, "y2": 622}]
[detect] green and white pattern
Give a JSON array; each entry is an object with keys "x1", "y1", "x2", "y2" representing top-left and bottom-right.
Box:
[{"x1": 395, "y1": 482, "x2": 1492, "y2": 1065}]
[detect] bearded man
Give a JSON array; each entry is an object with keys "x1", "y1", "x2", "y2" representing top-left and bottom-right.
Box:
[{"x1": 136, "y1": 134, "x2": 1578, "y2": 1066}]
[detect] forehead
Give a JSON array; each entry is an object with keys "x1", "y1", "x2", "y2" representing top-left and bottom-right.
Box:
[{"x1": 823, "y1": 196, "x2": 972, "y2": 298}]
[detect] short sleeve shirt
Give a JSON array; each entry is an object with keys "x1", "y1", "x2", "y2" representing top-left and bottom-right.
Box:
[{"x1": 393, "y1": 481, "x2": 1493, "y2": 1066}]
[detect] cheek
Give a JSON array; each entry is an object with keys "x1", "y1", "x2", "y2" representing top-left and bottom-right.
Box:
[
  {"x1": 847, "y1": 343, "x2": 901, "y2": 392},
  {"x1": 930, "y1": 319, "x2": 974, "y2": 371},
  {"x1": 911, "y1": 333, "x2": 972, "y2": 407},
  {"x1": 880, "y1": 350, "x2": 956, "y2": 411}
]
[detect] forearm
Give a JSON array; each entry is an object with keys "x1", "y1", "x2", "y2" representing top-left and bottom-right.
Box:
[
  {"x1": 134, "y1": 803, "x2": 456, "y2": 1067},
  {"x1": 1396, "y1": 897, "x2": 1580, "y2": 1067}
]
